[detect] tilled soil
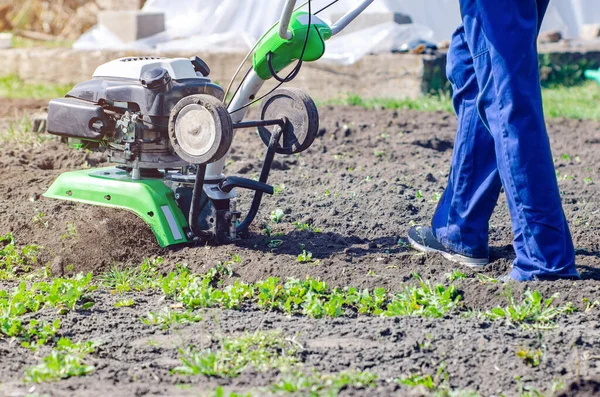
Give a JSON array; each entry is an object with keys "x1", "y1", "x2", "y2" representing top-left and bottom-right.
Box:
[{"x1": 0, "y1": 104, "x2": 599, "y2": 396}]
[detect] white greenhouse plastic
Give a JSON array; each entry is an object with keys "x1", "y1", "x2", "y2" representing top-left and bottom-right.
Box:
[{"x1": 74, "y1": 0, "x2": 600, "y2": 64}]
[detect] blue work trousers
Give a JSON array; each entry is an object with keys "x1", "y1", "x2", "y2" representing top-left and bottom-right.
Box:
[{"x1": 432, "y1": 0, "x2": 579, "y2": 281}]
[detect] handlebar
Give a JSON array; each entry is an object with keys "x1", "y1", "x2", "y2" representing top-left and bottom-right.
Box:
[
  {"x1": 278, "y1": 0, "x2": 297, "y2": 39},
  {"x1": 330, "y1": 0, "x2": 376, "y2": 36},
  {"x1": 277, "y1": 0, "x2": 376, "y2": 40}
]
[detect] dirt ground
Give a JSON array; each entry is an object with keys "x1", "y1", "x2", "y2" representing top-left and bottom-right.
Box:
[{"x1": 0, "y1": 98, "x2": 599, "y2": 396}]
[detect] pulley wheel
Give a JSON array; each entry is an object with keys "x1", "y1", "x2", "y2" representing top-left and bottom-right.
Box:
[
  {"x1": 257, "y1": 88, "x2": 319, "y2": 155},
  {"x1": 169, "y1": 94, "x2": 233, "y2": 164}
]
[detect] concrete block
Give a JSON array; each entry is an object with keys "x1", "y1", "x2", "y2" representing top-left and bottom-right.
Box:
[
  {"x1": 98, "y1": 11, "x2": 165, "y2": 42},
  {"x1": 97, "y1": 0, "x2": 142, "y2": 11},
  {"x1": 330, "y1": 12, "x2": 412, "y2": 36}
]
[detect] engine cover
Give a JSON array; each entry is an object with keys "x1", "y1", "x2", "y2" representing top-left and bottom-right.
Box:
[{"x1": 47, "y1": 56, "x2": 226, "y2": 170}]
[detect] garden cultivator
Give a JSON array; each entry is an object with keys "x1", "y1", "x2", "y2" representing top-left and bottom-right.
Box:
[{"x1": 44, "y1": 0, "x2": 375, "y2": 247}]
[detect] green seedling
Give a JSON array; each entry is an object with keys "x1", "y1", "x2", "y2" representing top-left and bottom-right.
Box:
[
  {"x1": 142, "y1": 307, "x2": 203, "y2": 330},
  {"x1": 24, "y1": 350, "x2": 95, "y2": 383},
  {"x1": 345, "y1": 287, "x2": 387, "y2": 315},
  {"x1": 516, "y1": 347, "x2": 543, "y2": 367},
  {"x1": 396, "y1": 363, "x2": 481, "y2": 397},
  {"x1": 583, "y1": 297, "x2": 600, "y2": 312},
  {"x1": 583, "y1": 177, "x2": 593, "y2": 184},
  {"x1": 0, "y1": 233, "x2": 41, "y2": 279},
  {"x1": 268, "y1": 239, "x2": 284, "y2": 249},
  {"x1": 446, "y1": 269, "x2": 467, "y2": 281},
  {"x1": 272, "y1": 369, "x2": 378, "y2": 396},
  {"x1": 293, "y1": 221, "x2": 321, "y2": 233},
  {"x1": 115, "y1": 299, "x2": 135, "y2": 308},
  {"x1": 415, "y1": 190, "x2": 424, "y2": 199},
  {"x1": 273, "y1": 184, "x2": 286, "y2": 195},
  {"x1": 32, "y1": 210, "x2": 49, "y2": 229},
  {"x1": 56, "y1": 338, "x2": 98, "y2": 355},
  {"x1": 20, "y1": 319, "x2": 61, "y2": 351},
  {"x1": 60, "y1": 222, "x2": 78, "y2": 240},
  {"x1": 398, "y1": 373, "x2": 435, "y2": 390},
  {"x1": 270, "y1": 209, "x2": 285, "y2": 223},
  {"x1": 477, "y1": 273, "x2": 499, "y2": 284},
  {"x1": 383, "y1": 274, "x2": 462, "y2": 318},
  {"x1": 212, "y1": 387, "x2": 252, "y2": 397},
  {"x1": 172, "y1": 331, "x2": 298, "y2": 378},
  {"x1": 297, "y1": 250, "x2": 313, "y2": 263},
  {"x1": 485, "y1": 290, "x2": 576, "y2": 330},
  {"x1": 430, "y1": 192, "x2": 442, "y2": 202}
]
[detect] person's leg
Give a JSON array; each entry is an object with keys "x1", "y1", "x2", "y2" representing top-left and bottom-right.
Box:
[
  {"x1": 430, "y1": 25, "x2": 502, "y2": 260},
  {"x1": 460, "y1": 0, "x2": 579, "y2": 280}
]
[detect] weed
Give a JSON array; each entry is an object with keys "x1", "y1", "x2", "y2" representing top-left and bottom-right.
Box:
[
  {"x1": 212, "y1": 387, "x2": 252, "y2": 397},
  {"x1": 293, "y1": 221, "x2": 321, "y2": 233},
  {"x1": 383, "y1": 275, "x2": 462, "y2": 318},
  {"x1": 56, "y1": 338, "x2": 98, "y2": 355},
  {"x1": 0, "y1": 233, "x2": 41, "y2": 279},
  {"x1": 396, "y1": 363, "x2": 480, "y2": 397},
  {"x1": 398, "y1": 373, "x2": 436, "y2": 390},
  {"x1": 446, "y1": 269, "x2": 467, "y2": 281},
  {"x1": 485, "y1": 290, "x2": 576, "y2": 330},
  {"x1": 415, "y1": 190, "x2": 424, "y2": 199},
  {"x1": 32, "y1": 210, "x2": 49, "y2": 229},
  {"x1": 172, "y1": 331, "x2": 298, "y2": 378},
  {"x1": 270, "y1": 209, "x2": 285, "y2": 223},
  {"x1": 431, "y1": 192, "x2": 442, "y2": 202},
  {"x1": 100, "y1": 257, "x2": 161, "y2": 293},
  {"x1": 345, "y1": 287, "x2": 387, "y2": 315},
  {"x1": 477, "y1": 274, "x2": 499, "y2": 284},
  {"x1": 273, "y1": 184, "x2": 286, "y2": 195},
  {"x1": 24, "y1": 350, "x2": 95, "y2": 383},
  {"x1": 583, "y1": 177, "x2": 593, "y2": 185},
  {"x1": 115, "y1": 299, "x2": 135, "y2": 308},
  {"x1": 268, "y1": 239, "x2": 284, "y2": 249},
  {"x1": 583, "y1": 297, "x2": 600, "y2": 312},
  {"x1": 272, "y1": 369, "x2": 377, "y2": 396},
  {"x1": 142, "y1": 307, "x2": 203, "y2": 330},
  {"x1": 60, "y1": 222, "x2": 78, "y2": 240},
  {"x1": 516, "y1": 347, "x2": 543, "y2": 367},
  {"x1": 297, "y1": 250, "x2": 313, "y2": 263}
]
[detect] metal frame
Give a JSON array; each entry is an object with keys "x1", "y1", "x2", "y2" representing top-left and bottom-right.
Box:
[{"x1": 205, "y1": 0, "x2": 375, "y2": 180}]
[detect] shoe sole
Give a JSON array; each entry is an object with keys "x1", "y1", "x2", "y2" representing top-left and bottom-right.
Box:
[{"x1": 407, "y1": 234, "x2": 488, "y2": 269}]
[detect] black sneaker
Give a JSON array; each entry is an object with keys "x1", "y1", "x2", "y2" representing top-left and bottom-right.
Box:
[{"x1": 407, "y1": 226, "x2": 488, "y2": 268}]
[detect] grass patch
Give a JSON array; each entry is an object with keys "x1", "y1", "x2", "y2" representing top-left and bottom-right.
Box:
[
  {"x1": 324, "y1": 93, "x2": 453, "y2": 113},
  {"x1": 484, "y1": 290, "x2": 575, "y2": 330},
  {"x1": 0, "y1": 74, "x2": 71, "y2": 100},
  {"x1": 542, "y1": 82, "x2": 600, "y2": 120},
  {"x1": 173, "y1": 331, "x2": 299, "y2": 378},
  {"x1": 325, "y1": 82, "x2": 600, "y2": 121},
  {"x1": 100, "y1": 257, "x2": 163, "y2": 294}
]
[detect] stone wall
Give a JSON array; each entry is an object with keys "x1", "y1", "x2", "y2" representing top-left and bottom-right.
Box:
[{"x1": 1, "y1": 49, "x2": 430, "y2": 100}]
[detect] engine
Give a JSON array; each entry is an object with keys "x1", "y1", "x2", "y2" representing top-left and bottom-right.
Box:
[{"x1": 47, "y1": 56, "x2": 225, "y2": 172}]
